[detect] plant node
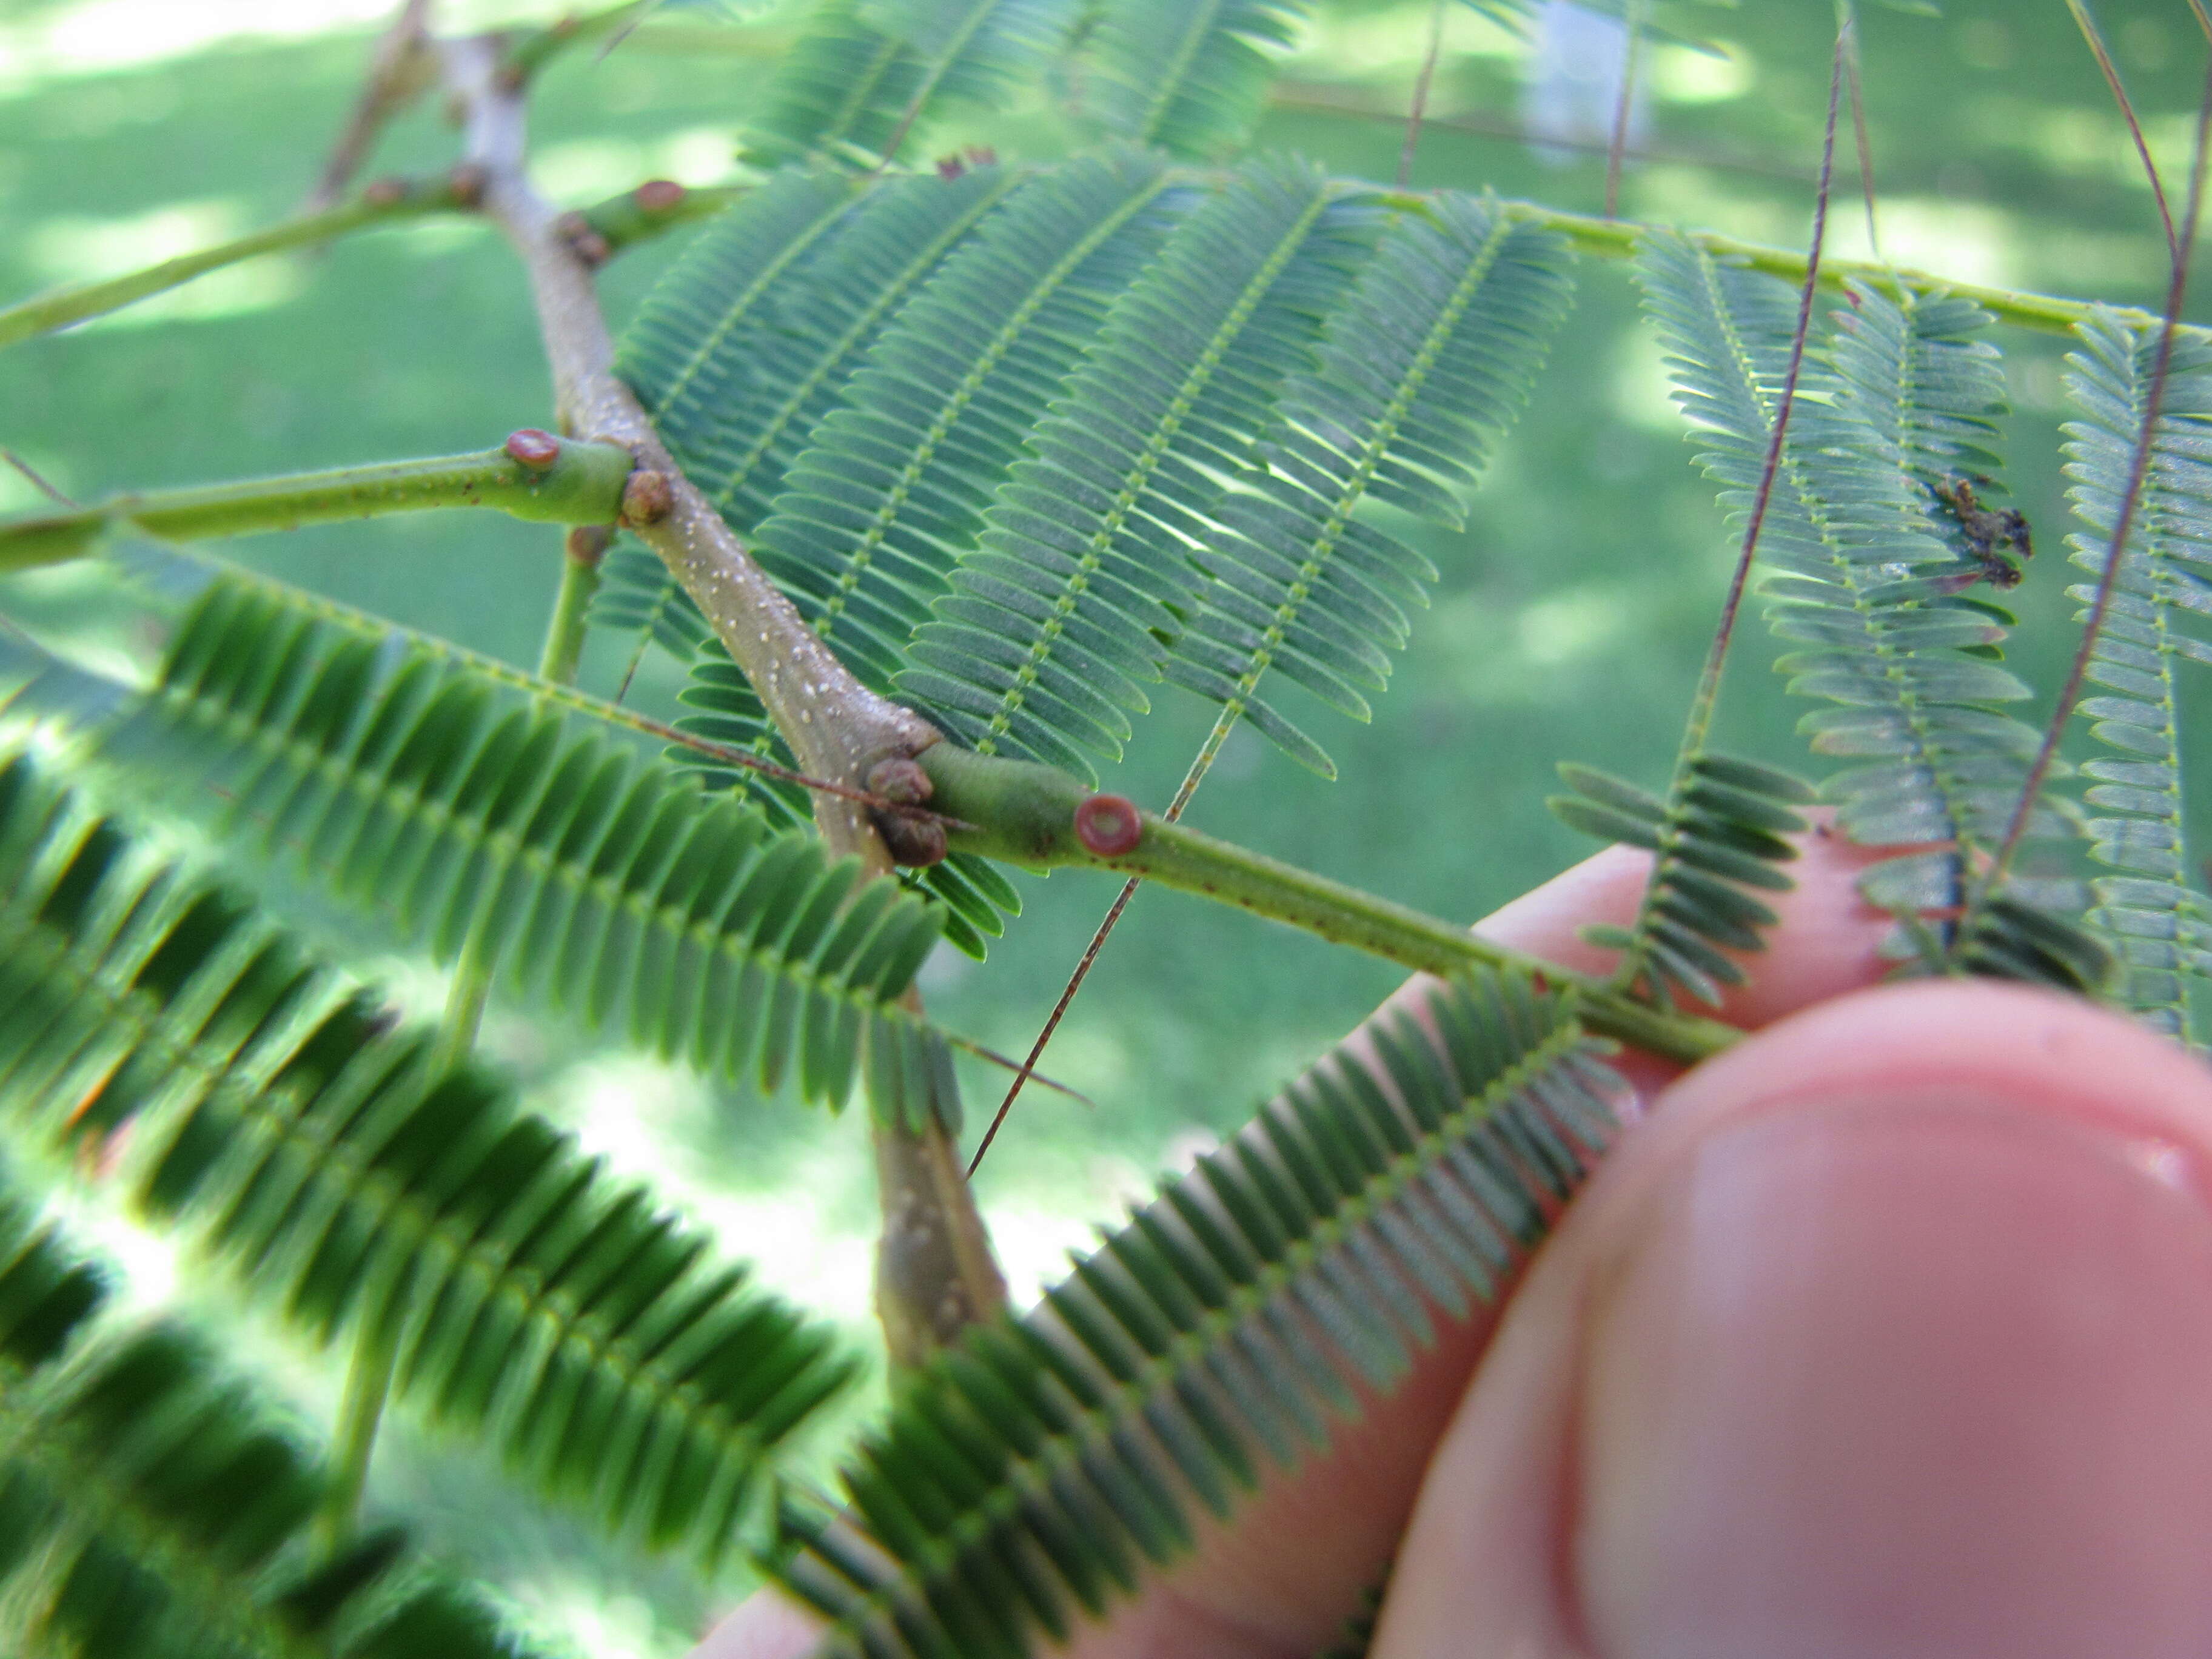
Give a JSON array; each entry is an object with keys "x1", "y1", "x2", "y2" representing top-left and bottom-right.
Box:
[
  {"x1": 877, "y1": 814, "x2": 949, "y2": 868},
  {"x1": 564, "y1": 523, "x2": 613, "y2": 566},
  {"x1": 619, "y1": 468, "x2": 674, "y2": 525},
  {"x1": 448, "y1": 161, "x2": 489, "y2": 209},
  {"x1": 553, "y1": 208, "x2": 614, "y2": 267},
  {"x1": 866, "y1": 757, "x2": 947, "y2": 867}
]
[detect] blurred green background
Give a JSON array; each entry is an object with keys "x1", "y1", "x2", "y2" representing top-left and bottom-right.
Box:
[{"x1": 1, "y1": 0, "x2": 2204, "y2": 1650}]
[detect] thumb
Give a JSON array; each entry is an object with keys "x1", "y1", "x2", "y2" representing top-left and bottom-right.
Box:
[{"x1": 1375, "y1": 980, "x2": 2212, "y2": 1659}]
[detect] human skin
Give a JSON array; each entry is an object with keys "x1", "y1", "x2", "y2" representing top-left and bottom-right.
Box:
[{"x1": 696, "y1": 831, "x2": 2212, "y2": 1658}]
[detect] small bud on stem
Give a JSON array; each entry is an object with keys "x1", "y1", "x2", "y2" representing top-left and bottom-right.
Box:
[
  {"x1": 552, "y1": 209, "x2": 612, "y2": 266},
  {"x1": 878, "y1": 815, "x2": 949, "y2": 867},
  {"x1": 620, "y1": 468, "x2": 673, "y2": 525},
  {"x1": 634, "y1": 178, "x2": 686, "y2": 212},
  {"x1": 565, "y1": 523, "x2": 613, "y2": 568},
  {"x1": 866, "y1": 756, "x2": 947, "y2": 866},
  {"x1": 866, "y1": 756, "x2": 934, "y2": 806}
]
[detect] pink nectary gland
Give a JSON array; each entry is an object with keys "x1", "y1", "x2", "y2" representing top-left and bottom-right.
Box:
[
  {"x1": 504, "y1": 429, "x2": 561, "y2": 468},
  {"x1": 1074, "y1": 794, "x2": 1143, "y2": 857}
]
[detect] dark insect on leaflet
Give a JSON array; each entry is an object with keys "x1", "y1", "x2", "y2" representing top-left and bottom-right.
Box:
[{"x1": 1931, "y1": 472, "x2": 2034, "y2": 591}]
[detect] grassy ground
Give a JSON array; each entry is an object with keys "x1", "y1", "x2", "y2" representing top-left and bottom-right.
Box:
[{"x1": 2, "y1": 0, "x2": 2207, "y2": 1650}]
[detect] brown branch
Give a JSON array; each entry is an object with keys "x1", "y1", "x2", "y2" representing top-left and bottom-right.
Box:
[
  {"x1": 435, "y1": 35, "x2": 939, "y2": 831},
  {"x1": 431, "y1": 31, "x2": 1005, "y2": 1367},
  {"x1": 307, "y1": 0, "x2": 437, "y2": 212}
]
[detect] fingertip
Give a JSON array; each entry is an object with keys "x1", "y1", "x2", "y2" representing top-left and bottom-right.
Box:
[
  {"x1": 1469, "y1": 826, "x2": 1912, "y2": 1041},
  {"x1": 1649, "y1": 977, "x2": 2212, "y2": 1176},
  {"x1": 689, "y1": 1593, "x2": 820, "y2": 1659},
  {"x1": 1375, "y1": 983, "x2": 2212, "y2": 1659}
]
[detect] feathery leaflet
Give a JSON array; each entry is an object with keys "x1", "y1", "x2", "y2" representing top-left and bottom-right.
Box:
[
  {"x1": 0, "y1": 749, "x2": 859, "y2": 1567},
  {"x1": 774, "y1": 969, "x2": 1621, "y2": 1659}
]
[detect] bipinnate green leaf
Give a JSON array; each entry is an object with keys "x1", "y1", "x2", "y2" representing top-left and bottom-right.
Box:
[
  {"x1": 772, "y1": 968, "x2": 1622, "y2": 1658},
  {"x1": 0, "y1": 1184, "x2": 534, "y2": 1659},
  {"x1": 1549, "y1": 751, "x2": 1813, "y2": 1007},
  {"x1": 0, "y1": 748, "x2": 860, "y2": 1568},
  {"x1": 39, "y1": 566, "x2": 953, "y2": 1126},
  {"x1": 761, "y1": 147, "x2": 1180, "y2": 698},
  {"x1": 900, "y1": 155, "x2": 1375, "y2": 778},
  {"x1": 2060, "y1": 309, "x2": 2212, "y2": 1037},
  {"x1": 1084, "y1": 0, "x2": 1312, "y2": 159},
  {"x1": 1162, "y1": 192, "x2": 1575, "y2": 777},
  {"x1": 743, "y1": 0, "x2": 1080, "y2": 169},
  {"x1": 649, "y1": 149, "x2": 1179, "y2": 956},
  {"x1": 1634, "y1": 233, "x2": 2105, "y2": 993},
  {"x1": 608, "y1": 163, "x2": 1027, "y2": 678}
]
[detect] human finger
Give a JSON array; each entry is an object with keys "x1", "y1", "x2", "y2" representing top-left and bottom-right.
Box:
[
  {"x1": 693, "y1": 831, "x2": 1915, "y2": 1659},
  {"x1": 1373, "y1": 979, "x2": 2212, "y2": 1659}
]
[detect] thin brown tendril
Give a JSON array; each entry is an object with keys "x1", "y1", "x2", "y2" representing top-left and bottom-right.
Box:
[
  {"x1": 1604, "y1": 0, "x2": 1647, "y2": 219},
  {"x1": 1678, "y1": 27, "x2": 1846, "y2": 752},
  {"x1": 0, "y1": 449, "x2": 75, "y2": 508},
  {"x1": 1839, "y1": 1, "x2": 1880, "y2": 258},
  {"x1": 1986, "y1": 51, "x2": 2212, "y2": 893},
  {"x1": 2066, "y1": 0, "x2": 2179, "y2": 262},
  {"x1": 1398, "y1": 0, "x2": 1449, "y2": 190}
]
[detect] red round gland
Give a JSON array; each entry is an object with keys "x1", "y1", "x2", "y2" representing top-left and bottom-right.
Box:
[
  {"x1": 634, "y1": 178, "x2": 686, "y2": 211},
  {"x1": 1074, "y1": 794, "x2": 1144, "y2": 858},
  {"x1": 504, "y1": 429, "x2": 561, "y2": 469}
]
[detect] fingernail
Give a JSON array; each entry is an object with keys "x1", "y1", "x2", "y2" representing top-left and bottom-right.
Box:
[{"x1": 1575, "y1": 1090, "x2": 2212, "y2": 1659}]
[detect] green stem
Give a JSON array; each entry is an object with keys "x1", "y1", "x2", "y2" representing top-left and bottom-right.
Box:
[
  {"x1": 429, "y1": 529, "x2": 612, "y2": 1080},
  {"x1": 0, "y1": 176, "x2": 462, "y2": 350},
  {"x1": 575, "y1": 181, "x2": 746, "y2": 254},
  {"x1": 431, "y1": 931, "x2": 498, "y2": 1076},
  {"x1": 1496, "y1": 197, "x2": 2188, "y2": 341},
  {"x1": 315, "y1": 1307, "x2": 400, "y2": 1548},
  {"x1": 537, "y1": 526, "x2": 611, "y2": 685},
  {"x1": 916, "y1": 745, "x2": 1739, "y2": 1066},
  {"x1": 0, "y1": 167, "x2": 726, "y2": 350},
  {"x1": 0, "y1": 438, "x2": 634, "y2": 571}
]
